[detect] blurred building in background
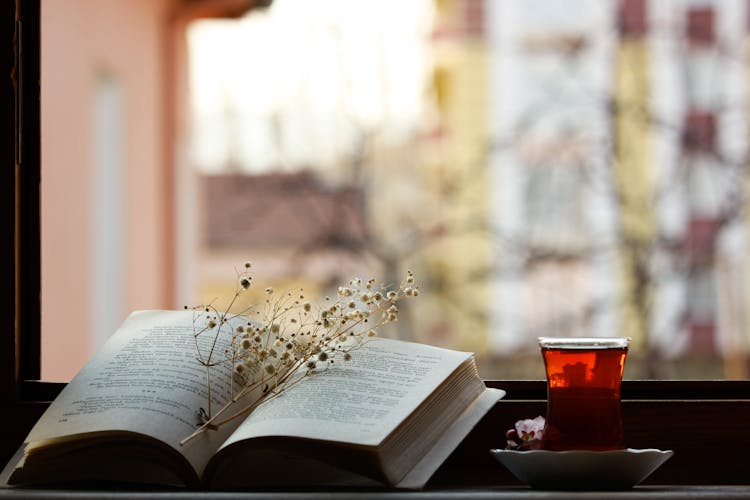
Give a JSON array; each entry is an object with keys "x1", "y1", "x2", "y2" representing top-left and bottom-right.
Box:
[
  {"x1": 40, "y1": 0, "x2": 177, "y2": 380},
  {"x1": 39, "y1": 0, "x2": 269, "y2": 380},
  {"x1": 484, "y1": 0, "x2": 750, "y2": 377},
  {"x1": 41, "y1": 0, "x2": 750, "y2": 380}
]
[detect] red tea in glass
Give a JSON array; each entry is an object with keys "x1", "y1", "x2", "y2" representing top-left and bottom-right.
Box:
[{"x1": 539, "y1": 337, "x2": 630, "y2": 451}]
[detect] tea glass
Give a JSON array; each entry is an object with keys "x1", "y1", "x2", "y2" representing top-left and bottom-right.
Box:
[{"x1": 538, "y1": 337, "x2": 631, "y2": 451}]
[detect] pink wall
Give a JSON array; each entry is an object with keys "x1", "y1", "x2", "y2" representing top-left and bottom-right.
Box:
[{"x1": 41, "y1": 0, "x2": 177, "y2": 380}]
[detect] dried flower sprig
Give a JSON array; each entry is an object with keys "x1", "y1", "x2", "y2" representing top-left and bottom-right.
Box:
[{"x1": 180, "y1": 263, "x2": 419, "y2": 445}]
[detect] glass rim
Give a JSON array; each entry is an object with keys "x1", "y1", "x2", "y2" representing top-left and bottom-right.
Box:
[{"x1": 538, "y1": 336, "x2": 631, "y2": 349}]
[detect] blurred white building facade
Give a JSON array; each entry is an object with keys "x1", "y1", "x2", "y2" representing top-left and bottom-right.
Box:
[{"x1": 487, "y1": 0, "x2": 750, "y2": 377}]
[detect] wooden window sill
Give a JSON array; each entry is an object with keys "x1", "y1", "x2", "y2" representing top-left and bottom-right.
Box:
[
  {"x1": 1, "y1": 486, "x2": 749, "y2": 498},
  {"x1": 4, "y1": 380, "x2": 750, "y2": 488}
]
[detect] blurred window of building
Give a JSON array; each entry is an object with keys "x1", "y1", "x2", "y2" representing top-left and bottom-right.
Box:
[{"x1": 91, "y1": 74, "x2": 126, "y2": 353}]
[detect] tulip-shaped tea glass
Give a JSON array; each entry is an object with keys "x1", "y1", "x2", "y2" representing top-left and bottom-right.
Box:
[{"x1": 539, "y1": 337, "x2": 630, "y2": 451}]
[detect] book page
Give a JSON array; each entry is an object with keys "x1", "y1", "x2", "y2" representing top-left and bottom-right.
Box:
[
  {"x1": 219, "y1": 338, "x2": 473, "y2": 449},
  {"x1": 23, "y1": 310, "x2": 245, "y2": 476},
  {"x1": 396, "y1": 387, "x2": 504, "y2": 489}
]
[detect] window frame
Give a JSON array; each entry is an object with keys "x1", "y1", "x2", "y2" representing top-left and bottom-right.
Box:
[
  {"x1": 3, "y1": 0, "x2": 41, "y2": 392},
  {"x1": 2, "y1": 0, "x2": 750, "y2": 486},
  {"x1": 2, "y1": 0, "x2": 51, "y2": 471}
]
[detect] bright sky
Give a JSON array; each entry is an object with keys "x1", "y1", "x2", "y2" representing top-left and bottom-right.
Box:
[{"x1": 188, "y1": 0, "x2": 434, "y2": 173}]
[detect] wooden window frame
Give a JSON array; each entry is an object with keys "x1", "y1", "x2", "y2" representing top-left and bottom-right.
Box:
[
  {"x1": 2, "y1": 0, "x2": 750, "y2": 487},
  {"x1": 2, "y1": 0, "x2": 49, "y2": 471}
]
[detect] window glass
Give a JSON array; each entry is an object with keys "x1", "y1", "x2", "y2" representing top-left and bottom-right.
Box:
[{"x1": 41, "y1": 0, "x2": 750, "y2": 381}]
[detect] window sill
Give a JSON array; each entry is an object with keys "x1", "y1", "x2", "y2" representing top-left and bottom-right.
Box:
[
  {"x1": 1, "y1": 486, "x2": 749, "y2": 499},
  {"x1": 4, "y1": 380, "x2": 750, "y2": 488}
]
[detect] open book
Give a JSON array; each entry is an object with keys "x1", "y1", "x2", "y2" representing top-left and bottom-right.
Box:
[{"x1": 6, "y1": 310, "x2": 504, "y2": 490}]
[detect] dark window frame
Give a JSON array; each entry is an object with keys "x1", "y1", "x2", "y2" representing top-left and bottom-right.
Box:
[
  {"x1": 2, "y1": 0, "x2": 50, "y2": 470},
  {"x1": 2, "y1": 0, "x2": 41, "y2": 392},
  {"x1": 2, "y1": 0, "x2": 750, "y2": 486}
]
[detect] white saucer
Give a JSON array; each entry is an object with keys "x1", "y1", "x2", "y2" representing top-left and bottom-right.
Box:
[{"x1": 489, "y1": 448, "x2": 674, "y2": 490}]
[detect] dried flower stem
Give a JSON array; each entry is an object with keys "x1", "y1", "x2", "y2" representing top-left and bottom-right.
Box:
[{"x1": 180, "y1": 265, "x2": 419, "y2": 446}]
